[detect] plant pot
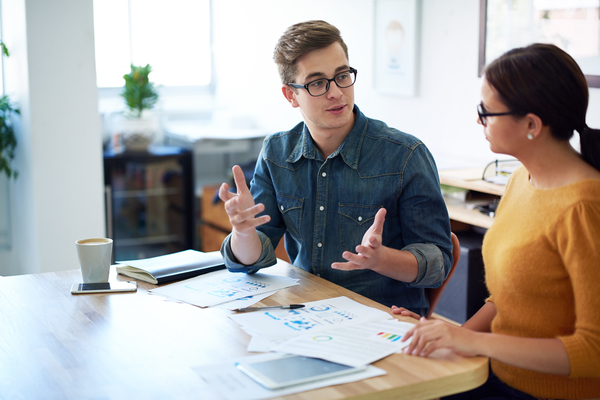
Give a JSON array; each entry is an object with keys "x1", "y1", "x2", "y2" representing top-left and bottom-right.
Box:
[{"x1": 112, "y1": 112, "x2": 161, "y2": 152}]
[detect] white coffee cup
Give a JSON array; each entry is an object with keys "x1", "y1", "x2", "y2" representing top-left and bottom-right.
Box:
[{"x1": 75, "y1": 238, "x2": 113, "y2": 283}]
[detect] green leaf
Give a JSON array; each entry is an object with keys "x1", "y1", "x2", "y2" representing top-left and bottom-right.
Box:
[{"x1": 0, "y1": 42, "x2": 9, "y2": 57}]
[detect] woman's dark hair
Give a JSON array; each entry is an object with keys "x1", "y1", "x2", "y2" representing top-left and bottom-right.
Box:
[{"x1": 484, "y1": 43, "x2": 600, "y2": 172}]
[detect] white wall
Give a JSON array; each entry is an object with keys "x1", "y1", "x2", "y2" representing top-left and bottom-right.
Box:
[
  {"x1": 0, "y1": 0, "x2": 104, "y2": 275},
  {"x1": 1, "y1": 0, "x2": 598, "y2": 275},
  {"x1": 211, "y1": 0, "x2": 600, "y2": 166}
]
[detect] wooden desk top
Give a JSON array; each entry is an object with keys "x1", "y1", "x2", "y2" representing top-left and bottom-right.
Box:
[{"x1": 0, "y1": 260, "x2": 488, "y2": 400}]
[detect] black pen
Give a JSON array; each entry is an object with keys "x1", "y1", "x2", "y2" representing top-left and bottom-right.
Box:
[{"x1": 232, "y1": 304, "x2": 305, "y2": 312}]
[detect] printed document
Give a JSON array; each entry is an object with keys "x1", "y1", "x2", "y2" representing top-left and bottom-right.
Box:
[
  {"x1": 149, "y1": 270, "x2": 299, "y2": 307},
  {"x1": 193, "y1": 352, "x2": 386, "y2": 400},
  {"x1": 269, "y1": 319, "x2": 414, "y2": 367},
  {"x1": 230, "y1": 296, "x2": 392, "y2": 352}
]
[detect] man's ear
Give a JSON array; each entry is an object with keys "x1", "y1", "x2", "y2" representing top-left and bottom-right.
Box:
[{"x1": 281, "y1": 85, "x2": 299, "y2": 108}]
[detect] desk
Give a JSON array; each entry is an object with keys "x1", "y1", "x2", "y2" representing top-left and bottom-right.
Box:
[{"x1": 0, "y1": 260, "x2": 488, "y2": 400}]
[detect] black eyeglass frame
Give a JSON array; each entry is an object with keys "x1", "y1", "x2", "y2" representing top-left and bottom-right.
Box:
[
  {"x1": 477, "y1": 102, "x2": 527, "y2": 126},
  {"x1": 287, "y1": 67, "x2": 358, "y2": 97}
]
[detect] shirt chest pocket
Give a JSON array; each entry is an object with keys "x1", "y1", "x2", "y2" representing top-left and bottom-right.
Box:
[
  {"x1": 338, "y1": 204, "x2": 380, "y2": 252},
  {"x1": 276, "y1": 194, "x2": 304, "y2": 241}
]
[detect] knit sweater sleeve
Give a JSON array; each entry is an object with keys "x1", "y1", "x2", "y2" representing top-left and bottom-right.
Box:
[{"x1": 555, "y1": 201, "x2": 600, "y2": 378}]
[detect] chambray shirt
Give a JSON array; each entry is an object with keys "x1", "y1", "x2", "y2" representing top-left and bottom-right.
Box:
[{"x1": 221, "y1": 105, "x2": 452, "y2": 313}]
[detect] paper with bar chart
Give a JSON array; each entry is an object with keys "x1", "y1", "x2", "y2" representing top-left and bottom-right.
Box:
[{"x1": 269, "y1": 319, "x2": 414, "y2": 367}]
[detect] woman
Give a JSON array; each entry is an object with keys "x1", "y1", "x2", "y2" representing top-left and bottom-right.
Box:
[{"x1": 393, "y1": 43, "x2": 600, "y2": 399}]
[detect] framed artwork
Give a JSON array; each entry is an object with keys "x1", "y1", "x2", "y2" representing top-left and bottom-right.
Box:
[
  {"x1": 479, "y1": 0, "x2": 600, "y2": 87},
  {"x1": 373, "y1": 0, "x2": 419, "y2": 96}
]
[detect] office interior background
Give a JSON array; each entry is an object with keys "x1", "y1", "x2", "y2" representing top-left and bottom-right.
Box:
[{"x1": 1, "y1": 0, "x2": 599, "y2": 276}]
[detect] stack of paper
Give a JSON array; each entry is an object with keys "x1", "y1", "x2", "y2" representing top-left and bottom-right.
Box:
[{"x1": 229, "y1": 296, "x2": 414, "y2": 367}]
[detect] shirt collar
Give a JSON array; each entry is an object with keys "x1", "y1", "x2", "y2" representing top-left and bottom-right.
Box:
[{"x1": 287, "y1": 105, "x2": 367, "y2": 169}]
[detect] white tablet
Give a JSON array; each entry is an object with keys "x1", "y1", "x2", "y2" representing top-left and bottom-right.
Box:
[{"x1": 236, "y1": 354, "x2": 366, "y2": 390}]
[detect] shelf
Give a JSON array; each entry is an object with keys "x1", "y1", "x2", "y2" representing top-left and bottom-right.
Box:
[
  {"x1": 438, "y1": 168, "x2": 506, "y2": 197},
  {"x1": 112, "y1": 187, "x2": 181, "y2": 198},
  {"x1": 114, "y1": 235, "x2": 181, "y2": 247},
  {"x1": 438, "y1": 168, "x2": 505, "y2": 229},
  {"x1": 445, "y1": 201, "x2": 494, "y2": 229}
]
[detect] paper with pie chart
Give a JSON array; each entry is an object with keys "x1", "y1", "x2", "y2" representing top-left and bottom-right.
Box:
[{"x1": 269, "y1": 319, "x2": 414, "y2": 367}]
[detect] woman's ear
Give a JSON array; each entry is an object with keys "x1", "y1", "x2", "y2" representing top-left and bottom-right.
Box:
[
  {"x1": 281, "y1": 85, "x2": 299, "y2": 108},
  {"x1": 525, "y1": 113, "x2": 544, "y2": 140}
]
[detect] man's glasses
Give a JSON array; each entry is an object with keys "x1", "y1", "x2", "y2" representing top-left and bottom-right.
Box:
[
  {"x1": 287, "y1": 68, "x2": 357, "y2": 97},
  {"x1": 477, "y1": 102, "x2": 526, "y2": 126}
]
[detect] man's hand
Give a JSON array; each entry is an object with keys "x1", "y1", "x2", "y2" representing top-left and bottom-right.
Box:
[
  {"x1": 218, "y1": 165, "x2": 270, "y2": 266},
  {"x1": 331, "y1": 208, "x2": 388, "y2": 271},
  {"x1": 219, "y1": 165, "x2": 270, "y2": 236},
  {"x1": 391, "y1": 306, "x2": 421, "y2": 321}
]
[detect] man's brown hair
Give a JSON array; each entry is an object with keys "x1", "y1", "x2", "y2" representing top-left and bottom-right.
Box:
[{"x1": 273, "y1": 20, "x2": 349, "y2": 85}]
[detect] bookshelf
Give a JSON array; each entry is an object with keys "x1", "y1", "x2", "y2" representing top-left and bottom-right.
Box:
[{"x1": 103, "y1": 146, "x2": 194, "y2": 261}]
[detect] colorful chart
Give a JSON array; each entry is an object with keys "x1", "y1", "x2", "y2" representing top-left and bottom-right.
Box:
[{"x1": 376, "y1": 332, "x2": 402, "y2": 342}]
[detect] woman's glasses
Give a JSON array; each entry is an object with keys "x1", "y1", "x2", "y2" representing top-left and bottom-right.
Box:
[{"x1": 477, "y1": 103, "x2": 526, "y2": 126}]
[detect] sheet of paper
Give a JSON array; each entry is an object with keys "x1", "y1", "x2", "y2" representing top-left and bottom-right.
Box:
[
  {"x1": 230, "y1": 296, "x2": 391, "y2": 339},
  {"x1": 148, "y1": 270, "x2": 299, "y2": 308},
  {"x1": 192, "y1": 352, "x2": 386, "y2": 400},
  {"x1": 212, "y1": 290, "x2": 279, "y2": 310},
  {"x1": 270, "y1": 319, "x2": 414, "y2": 367}
]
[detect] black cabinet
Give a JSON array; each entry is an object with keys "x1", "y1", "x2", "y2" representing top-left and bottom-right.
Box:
[
  {"x1": 435, "y1": 230, "x2": 489, "y2": 324},
  {"x1": 104, "y1": 146, "x2": 194, "y2": 261}
]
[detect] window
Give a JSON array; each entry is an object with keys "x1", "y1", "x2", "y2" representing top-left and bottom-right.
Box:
[{"x1": 93, "y1": 0, "x2": 212, "y2": 89}]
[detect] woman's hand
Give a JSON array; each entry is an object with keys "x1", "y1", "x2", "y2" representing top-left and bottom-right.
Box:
[{"x1": 403, "y1": 318, "x2": 480, "y2": 358}]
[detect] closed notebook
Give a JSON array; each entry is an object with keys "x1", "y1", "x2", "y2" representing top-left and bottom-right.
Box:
[{"x1": 116, "y1": 250, "x2": 225, "y2": 285}]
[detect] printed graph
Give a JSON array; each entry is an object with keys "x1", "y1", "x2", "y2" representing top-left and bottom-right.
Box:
[{"x1": 376, "y1": 332, "x2": 403, "y2": 342}]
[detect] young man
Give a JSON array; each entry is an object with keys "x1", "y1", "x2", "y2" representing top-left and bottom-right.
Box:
[{"x1": 219, "y1": 20, "x2": 452, "y2": 314}]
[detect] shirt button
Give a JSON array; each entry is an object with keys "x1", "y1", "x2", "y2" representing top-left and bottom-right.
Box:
[
  {"x1": 319, "y1": 206, "x2": 324, "y2": 211},
  {"x1": 317, "y1": 243, "x2": 322, "y2": 248},
  {"x1": 358, "y1": 216, "x2": 362, "y2": 221},
  {"x1": 322, "y1": 172, "x2": 327, "y2": 177},
  {"x1": 280, "y1": 206, "x2": 284, "y2": 211}
]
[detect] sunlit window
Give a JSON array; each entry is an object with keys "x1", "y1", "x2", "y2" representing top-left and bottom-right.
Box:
[{"x1": 93, "y1": 0, "x2": 212, "y2": 88}]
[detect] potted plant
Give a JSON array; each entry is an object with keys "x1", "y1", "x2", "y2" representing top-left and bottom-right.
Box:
[
  {"x1": 0, "y1": 42, "x2": 20, "y2": 179},
  {"x1": 116, "y1": 64, "x2": 160, "y2": 152},
  {"x1": 121, "y1": 64, "x2": 159, "y2": 118}
]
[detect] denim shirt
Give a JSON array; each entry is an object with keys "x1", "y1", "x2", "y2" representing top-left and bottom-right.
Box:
[{"x1": 221, "y1": 105, "x2": 452, "y2": 313}]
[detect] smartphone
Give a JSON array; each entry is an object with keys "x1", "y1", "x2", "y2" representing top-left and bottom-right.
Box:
[
  {"x1": 236, "y1": 355, "x2": 366, "y2": 390},
  {"x1": 71, "y1": 281, "x2": 137, "y2": 294}
]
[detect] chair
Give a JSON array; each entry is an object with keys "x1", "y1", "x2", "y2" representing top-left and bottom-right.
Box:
[{"x1": 425, "y1": 232, "x2": 460, "y2": 319}]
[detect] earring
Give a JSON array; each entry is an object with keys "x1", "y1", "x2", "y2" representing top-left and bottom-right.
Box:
[{"x1": 527, "y1": 133, "x2": 534, "y2": 140}]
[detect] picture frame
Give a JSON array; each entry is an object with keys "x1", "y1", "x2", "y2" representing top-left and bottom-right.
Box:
[
  {"x1": 373, "y1": 0, "x2": 420, "y2": 96},
  {"x1": 479, "y1": 0, "x2": 600, "y2": 87}
]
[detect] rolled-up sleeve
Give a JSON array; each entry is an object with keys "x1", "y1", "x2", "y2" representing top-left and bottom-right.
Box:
[
  {"x1": 220, "y1": 231, "x2": 278, "y2": 274},
  {"x1": 403, "y1": 242, "x2": 447, "y2": 287}
]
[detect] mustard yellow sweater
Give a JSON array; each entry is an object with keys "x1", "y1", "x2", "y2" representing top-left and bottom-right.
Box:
[{"x1": 482, "y1": 166, "x2": 600, "y2": 399}]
